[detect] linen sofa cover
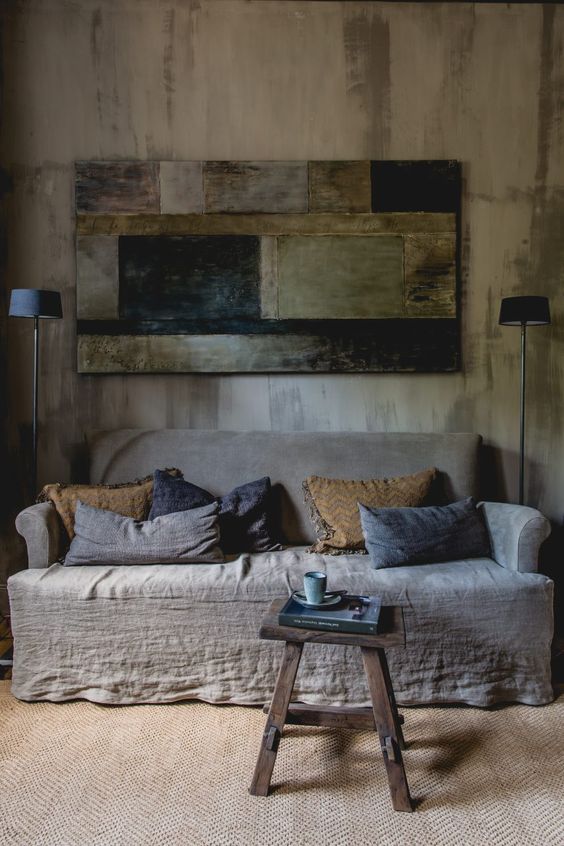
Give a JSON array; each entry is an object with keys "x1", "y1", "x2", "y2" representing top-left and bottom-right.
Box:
[
  {"x1": 8, "y1": 549, "x2": 553, "y2": 706},
  {"x1": 9, "y1": 430, "x2": 554, "y2": 707}
]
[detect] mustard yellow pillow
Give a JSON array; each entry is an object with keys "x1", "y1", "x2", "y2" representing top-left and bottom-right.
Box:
[
  {"x1": 303, "y1": 467, "x2": 438, "y2": 554},
  {"x1": 38, "y1": 470, "x2": 182, "y2": 540}
]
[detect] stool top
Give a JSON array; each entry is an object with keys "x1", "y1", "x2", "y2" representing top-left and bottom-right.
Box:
[{"x1": 259, "y1": 599, "x2": 405, "y2": 648}]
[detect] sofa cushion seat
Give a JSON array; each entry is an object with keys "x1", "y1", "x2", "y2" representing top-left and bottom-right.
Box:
[{"x1": 8, "y1": 549, "x2": 554, "y2": 707}]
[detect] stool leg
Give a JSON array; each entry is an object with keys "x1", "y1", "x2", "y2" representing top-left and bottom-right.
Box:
[
  {"x1": 361, "y1": 647, "x2": 413, "y2": 812},
  {"x1": 378, "y1": 649, "x2": 406, "y2": 750},
  {"x1": 249, "y1": 641, "x2": 303, "y2": 796}
]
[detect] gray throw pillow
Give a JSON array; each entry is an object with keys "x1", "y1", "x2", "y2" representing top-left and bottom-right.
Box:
[
  {"x1": 64, "y1": 500, "x2": 223, "y2": 566},
  {"x1": 359, "y1": 497, "x2": 491, "y2": 569}
]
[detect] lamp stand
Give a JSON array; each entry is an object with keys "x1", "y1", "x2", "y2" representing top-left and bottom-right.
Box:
[
  {"x1": 499, "y1": 295, "x2": 550, "y2": 507},
  {"x1": 32, "y1": 315, "x2": 39, "y2": 498},
  {"x1": 519, "y1": 323, "x2": 526, "y2": 506},
  {"x1": 9, "y1": 289, "x2": 63, "y2": 500}
]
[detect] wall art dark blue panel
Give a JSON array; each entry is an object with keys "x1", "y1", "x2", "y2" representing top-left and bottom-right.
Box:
[{"x1": 119, "y1": 235, "x2": 261, "y2": 321}]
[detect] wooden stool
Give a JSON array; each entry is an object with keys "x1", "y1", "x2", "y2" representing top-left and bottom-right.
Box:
[{"x1": 249, "y1": 600, "x2": 412, "y2": 812}]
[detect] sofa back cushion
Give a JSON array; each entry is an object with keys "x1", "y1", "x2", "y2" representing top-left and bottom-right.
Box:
[{"x1": 88, "y1": 431, "x2": 482, "y2": 546}]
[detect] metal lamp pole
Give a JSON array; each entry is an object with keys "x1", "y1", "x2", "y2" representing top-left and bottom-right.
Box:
[
  {"x1": 519, "y1": 322, "x2": 526, "y2": 506},
  {"x1": 499, "y1": 296, "x2": 550, "y2": 508},
  {"x1": 32, "y1": 315, "x2": 39, "y2": 498},
  {"x1": 8, "y1": 289, "x2": 63, "y2": 500}
]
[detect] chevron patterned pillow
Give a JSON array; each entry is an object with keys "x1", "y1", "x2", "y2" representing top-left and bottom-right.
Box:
[{"x1": 303, "y1": 467, "x2": 438, "y2": 554}]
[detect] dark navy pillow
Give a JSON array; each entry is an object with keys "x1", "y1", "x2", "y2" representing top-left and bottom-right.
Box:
[
  {"x1": 359, "y1": 497, "x2": 491, "y2": 569},
  {"x1": 149, "y1": 470, "x2": 280, "y2": 554},
  {"x1": 150, "y1": 471, "x2": 214, "y2": 518}
]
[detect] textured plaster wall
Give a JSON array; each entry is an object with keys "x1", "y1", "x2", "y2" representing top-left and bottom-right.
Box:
[{"x1": 1, "y1": 1, "x2": 563, "y2": 588}]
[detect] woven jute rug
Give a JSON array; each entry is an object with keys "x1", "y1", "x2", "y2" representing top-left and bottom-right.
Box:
[{"x1": 0, "y1": 681, "x2": 562, "y2": 846}]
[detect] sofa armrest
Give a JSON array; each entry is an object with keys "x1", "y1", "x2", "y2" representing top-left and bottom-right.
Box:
[
  {"x1": 15, "y1": 502, "x2": 63, "y2": 569},
  {"x1": 478, "y1": 501, "x2": 551, "y2": 573}
]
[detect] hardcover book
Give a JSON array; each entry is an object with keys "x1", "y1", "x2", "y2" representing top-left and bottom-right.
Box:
[{"x1": 278, "y1": 594, "x2": 382, "y2": 635}]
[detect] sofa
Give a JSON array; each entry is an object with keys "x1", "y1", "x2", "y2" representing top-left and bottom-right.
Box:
[{"x1": 8, "y1": 430, "x2": 554, "y2": 707}]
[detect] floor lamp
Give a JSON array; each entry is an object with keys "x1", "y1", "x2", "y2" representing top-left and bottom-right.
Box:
[
  {"x1": 499, "y1": 295, "x2": 551, "y2": 505},
  {"x1": 9, "y1": 289, "x2": 63, "y2": 497}
]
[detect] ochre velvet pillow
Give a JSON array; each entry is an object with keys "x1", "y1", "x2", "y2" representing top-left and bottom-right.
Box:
[
  {"x1": 303, "y1": 467, "x2": 438, "y2": 554},
  {"x1": 38, "y1": 469, "x2": 182, "y2": 540}
]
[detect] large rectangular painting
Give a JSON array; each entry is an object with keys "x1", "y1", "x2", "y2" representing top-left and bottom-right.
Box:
[{"x1": 75, "y1": 160, "x2": 460, "y2": 373}]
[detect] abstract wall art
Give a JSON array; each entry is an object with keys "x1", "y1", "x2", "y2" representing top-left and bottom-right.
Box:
[{"x1": 75, "y1": 160, "x2": 460, "y2": 373}]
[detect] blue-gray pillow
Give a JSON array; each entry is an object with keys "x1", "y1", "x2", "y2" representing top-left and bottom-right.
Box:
[
  {"x1": 149, "y1": 470, "x2": 280, "y2": 554},
  {"x1": 64, "y1": 500, "x2": 223, "y2": 566},
  {"x1": 359, "y1": 497, "x2": 491, "y2": 569}
]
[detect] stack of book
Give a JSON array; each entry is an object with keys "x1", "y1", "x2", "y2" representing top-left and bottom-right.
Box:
[{"x1": 279, "y1": 593, "x2": 382, "y2": 634}]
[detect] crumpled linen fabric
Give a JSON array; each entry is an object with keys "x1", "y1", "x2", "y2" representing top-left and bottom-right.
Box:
[{"x1": 8, "y1": 548, "x2": 554, "y2": 707}]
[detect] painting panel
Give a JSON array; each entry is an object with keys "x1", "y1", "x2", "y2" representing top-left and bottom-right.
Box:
[
  {"x1": 76, "y1": 235, "x2": 119, "y2": 319},
  {"x1": 308, "y1": 161, "x2": 371, "y2": 213},
  {"x1": 277, "y1": 235, "x2": 404, "y2": 319},
  {"x1": 204, "y1": 161, "x2": 308, "y2": 213},
  {"x1": 404, "y1": 233, "x2": 456, "y2": 317},
  {"x1": 159, "y1": 162, "x2": 203, "y2": 213},
  {"x1": 78, "y1": 319, "x2": 459, "y2": 373},
  {"x1": 371, "y1": 160, "x2": 461, "y2": 213},
  {"x1": 76, "y1": 162, "x2": 160, "y2": 214},
  {"x1": 75, "y1": 160, "x2": 461, "y2": 373},
  {"x1": 119, "y1": 236, "x2": 261, "y2": 321},
  {"x1": 77, "y1": 212, "x2": 456, "y2": 237}
]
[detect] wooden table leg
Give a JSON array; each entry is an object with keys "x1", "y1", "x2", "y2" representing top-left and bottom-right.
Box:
[
  {"x1": 361, "y1": 647, "x2": 413, "y2": 812},
  {"x1": 249, "y1": 641, "x2": 303, "y2": 796},
  {"x1": 378, "y1": 649, "x2": 406, "y2": 750}
]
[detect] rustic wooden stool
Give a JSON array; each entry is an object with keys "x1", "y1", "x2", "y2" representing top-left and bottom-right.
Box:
[{"x1": 249, "y1": 600, "x2": 412, "y2": 812}]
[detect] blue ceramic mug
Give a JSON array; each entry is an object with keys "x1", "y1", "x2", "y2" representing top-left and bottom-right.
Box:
[{"x1": 303, "y1": 571, "x2": 327, "y2": 605}]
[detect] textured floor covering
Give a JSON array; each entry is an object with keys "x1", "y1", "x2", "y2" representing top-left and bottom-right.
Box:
[{"x1": 0, "y1": 681, "x2": 562, "y2": 846}]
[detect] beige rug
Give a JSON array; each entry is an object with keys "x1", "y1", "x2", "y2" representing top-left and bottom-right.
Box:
[{"x1": 0, "y1": 681, "x2": 562, "y2": 846}]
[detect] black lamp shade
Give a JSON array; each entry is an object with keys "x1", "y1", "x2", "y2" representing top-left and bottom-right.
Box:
[
  {"x1": 499, "y1": 296, "x2": 550, "y2": 326},
  {"x1": 9, "y1": 289, "x2": 62, "y2": 319}
]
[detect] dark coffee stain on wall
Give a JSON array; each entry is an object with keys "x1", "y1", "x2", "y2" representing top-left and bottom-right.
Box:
[
  {"x1": 90, "y1": 8, "x2": 104, "y2": 127},
  {"x1": 535, "y1": 4, "x2": 556, "y2": 191},
  {"x1": 0, "y1": 14, "x2": 33, "y2": 600},
  {"x1": 518, "y1": 6, "x2": 564, "y2": 513},
  {"x1": 343, "y1": 7, "x2": 391, "y2": 158},
  {"x1": 439, "y1": 5, "x2": 475, "y2": 109},
  {"x1": 0, "y1": 17, "x2": 16, "y2": 606},
  {"x1": 163, "y1": 7, "x2": 176, "y2": 132}
]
